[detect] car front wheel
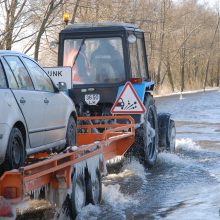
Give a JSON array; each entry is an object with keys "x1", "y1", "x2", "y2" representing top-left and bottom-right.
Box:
[{"x1": 2, "y1": 127, "x2": 25, "y2": 172}]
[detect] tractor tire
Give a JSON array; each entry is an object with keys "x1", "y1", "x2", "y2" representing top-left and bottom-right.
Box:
[
  {"x1": 86, "y1": 169, "x2": 102, "y2": 205},
  {"x1": 70, "y1": 172, "x2": 86, "y2": 219},
  {"x1": 133, "y1": 95, "x2": 158, "y2": 167},
  {"x1": 66, "y1": 116, "x2": 77, "y2": 147},
  {"x1": 166, "y1": 119, "x2": 176, "y2": 153},
  {"x1": 1, "y1": 127, "x2": 25, "y2": 173}
]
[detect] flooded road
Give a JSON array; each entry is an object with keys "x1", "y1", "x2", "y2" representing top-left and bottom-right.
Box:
[
  {"x1": 17, "y1": 90, "x2": 220, "y2": 220},
  {"x1": 77, "y1": 90, "x2": 220, "y2": 220}
]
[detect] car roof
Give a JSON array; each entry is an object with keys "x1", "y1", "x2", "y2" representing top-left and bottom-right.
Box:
[
  {"x1": 60, "y1": 22, "x2": 143, "y2": 34},
  {"x1": 0, "y1": 50, "x2": 36, "y2": 62},
  {"x1": 0, "y1": 50, "x2": 25, "y2": 56}
]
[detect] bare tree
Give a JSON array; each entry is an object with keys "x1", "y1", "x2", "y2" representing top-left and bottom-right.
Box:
[
  {"x1": 70, "y1": 0, "x2": 80, "y2": 23},
  {"x1": 33, "y1": 0, "x2": 64, "y2": 61},
  {"x1": 0, "y1": 0, "x2": 28, "y2": 49},
  {"x1": 1, "y1": 0, "x2": 219, "y2": 93},
  {"x1": 157, "y1": 0, "x2": 167, "y2": 86},
  {"x1": 203, "y1": 15, "x2": 220, "y2": 91}
]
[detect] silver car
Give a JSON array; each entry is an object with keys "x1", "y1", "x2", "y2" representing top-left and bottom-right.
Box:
[{"x1": 0, "y1": 50, "x2": 77, "y2": 172}]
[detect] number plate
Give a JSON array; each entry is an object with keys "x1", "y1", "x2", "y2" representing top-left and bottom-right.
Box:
[{"x1": 85, "y1": 94, "x2": 100, "y2": 105}]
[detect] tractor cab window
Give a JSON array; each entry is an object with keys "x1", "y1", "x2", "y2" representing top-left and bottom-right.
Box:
[
  {"x1": 63, "y1": 37, "x2": 125, "y2": 84},
  {"x1": 129, "y1": 36, "x2": 147, "y2": 79}
]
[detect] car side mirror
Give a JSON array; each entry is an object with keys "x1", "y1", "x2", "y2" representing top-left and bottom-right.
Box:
[{"x1": 57, "y1": 82, "x2": 67, "y2": 91}]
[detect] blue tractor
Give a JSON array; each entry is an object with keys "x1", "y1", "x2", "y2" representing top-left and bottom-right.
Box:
[{"x1": 57, "y1": 22, "x2": 176, "y2": 167}]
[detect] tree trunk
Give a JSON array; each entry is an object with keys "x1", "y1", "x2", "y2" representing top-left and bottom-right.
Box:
[
  {"x1": 203, "y1": 16, "x2": 220, "y2": 91},
  {"x1": 71, "y1": 0, "x2": 80, "y2": 23},
  {"x1": 180, "y1": 64, "x2": 185, "y2": 92},
  {"x1": 194, "y1": 58, "x2": 198, "y2": 81},
  {"x1": 217, "y1": 58, "x2": 220, "y2": 87},
  {"x1": 4, "y1": 0, "x2": 17, "y2": 50},
  {"x1": 156, "y1": 0, "x2": 166, "y2": 86},
  {"x1": 180, "y1": 48, "x2": 185, "y2": 92},
  {"x1": 167, "y1": 59, "x2": 174, "y2": 92},
  {"x1": 34, "y1": 0, "x2": 63, "y2": 61},
  {"x1": 203, "y1": 59, "x2": 209, "y2": 91}
]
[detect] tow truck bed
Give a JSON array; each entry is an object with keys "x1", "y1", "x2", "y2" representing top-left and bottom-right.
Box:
[{"x1": 0, "y1": 116, "x2": 135, "y2": 219}]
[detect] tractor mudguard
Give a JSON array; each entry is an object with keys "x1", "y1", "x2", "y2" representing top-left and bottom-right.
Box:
[
  {"x1": 158, "y1": 113, "x2": 172, "y2": 150},
  {"x1": 117, "y1": 81, "x2": 155, "y2": 103}
]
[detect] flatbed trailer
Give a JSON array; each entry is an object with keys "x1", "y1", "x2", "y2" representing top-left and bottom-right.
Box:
[{"x1": 0, "y1": 115, "x2": 135, "y2": 219}]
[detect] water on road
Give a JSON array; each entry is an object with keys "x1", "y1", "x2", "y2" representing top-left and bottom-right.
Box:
[
  {"x1": 17, "y1": 90, "x2": 220, "y2": 220},
  {"x1": 78, "y1": 90, "x2": 220, "y2": 220}
]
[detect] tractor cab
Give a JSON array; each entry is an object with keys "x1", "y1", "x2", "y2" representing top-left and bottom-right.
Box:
[{"x1": 58, "y1": 22, "x2": 152, "y2": 117}]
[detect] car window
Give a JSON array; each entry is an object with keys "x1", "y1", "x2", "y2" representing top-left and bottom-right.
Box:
[
  {"x1": 1, "y1": 58, "x2": 18, "y2": 89},
  {"x1": 4, "y1": 56, "x2": 34, "y2": 90},
  {"x1": 0, "y1": 61, "x2": 7, "y2": 89},
  {"x1": 23, "y1": 57, "x2": 54, "y2": 92}
]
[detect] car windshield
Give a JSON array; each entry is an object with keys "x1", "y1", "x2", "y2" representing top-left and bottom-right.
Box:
[{"x1": 63, "y1": 37, "x2": 125, "y2": 85}]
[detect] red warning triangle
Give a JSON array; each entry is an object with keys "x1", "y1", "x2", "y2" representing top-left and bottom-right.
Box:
[{"x1": 111, "y1": 82, "x2": 146, "y2": 114}]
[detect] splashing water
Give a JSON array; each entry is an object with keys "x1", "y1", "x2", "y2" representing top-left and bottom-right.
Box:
[
  {"x1": 105, "y1": 158, "x2": 146, "y2": 182},
  {"x1": 176, "y1": 138, "x2": 201, "y2": 150},
  {"x1": 102, "y1": 158, "x2": 146, "y2": 209},
  {"x1": 76, "y1": 204, "x2": 101, "y2": 220},
  {"x1": 102, "y1": 184, "x2": 136, "y2": 209}
]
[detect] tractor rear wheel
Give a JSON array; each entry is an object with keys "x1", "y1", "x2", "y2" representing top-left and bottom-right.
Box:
[{"x1": 133, "y1": 95, "x2": 158, "y2": 167}]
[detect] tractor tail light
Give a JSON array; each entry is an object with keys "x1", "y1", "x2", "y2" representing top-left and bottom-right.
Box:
[
  {"x1": 130, "y1": 78, "x2": 142, "y2": 84},
  {"x1": 3, "y1": 187, "x2": 17, "y2": 199}
]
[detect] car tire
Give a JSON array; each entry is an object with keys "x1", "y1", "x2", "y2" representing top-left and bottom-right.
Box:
[
  {"x1": 66, "y1": 116, "x2": 77, "y2": 147},
  {"x1": 2, "y1": 127, "x2": 25, "y2": 172}
]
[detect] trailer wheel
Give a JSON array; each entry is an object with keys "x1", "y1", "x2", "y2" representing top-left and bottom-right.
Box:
[
  {"x1": 1, "y1": 127, "x2": 25, "y2": 172},
  {"x1": 66, "y1": 116, "x2": 77, "y2": 147},
  {"x1": 70, "y1": 173, "x2": 86, "y2": 218},
  {"x1": 86, "y1": 169, "x2": 102, "y2": 205},
  {"x1": 134, "y1": 95, "x2": 158, "y2": 167},
  {"x1": 167, "y1": 119, "x2": 176, "y2": 152}
]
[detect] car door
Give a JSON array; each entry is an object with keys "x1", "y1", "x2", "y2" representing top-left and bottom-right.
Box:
[
  {"x1": 3, "y1": 56, "x2": 45, "y2": 148},
  {"x1": 42, "y1": 91, "x2": 68, "y2": 144},
  {"x1": 22, "y1": 57, "x2": 67, "y2": 145}
]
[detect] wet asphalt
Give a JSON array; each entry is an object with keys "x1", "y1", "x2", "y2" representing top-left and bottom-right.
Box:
[
  {"x1": 17, "y1": 90, "x2": 220, "y2": 220},
  {"x1": 95, "y1": 90, "x2": 220, "y2": 220}
]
